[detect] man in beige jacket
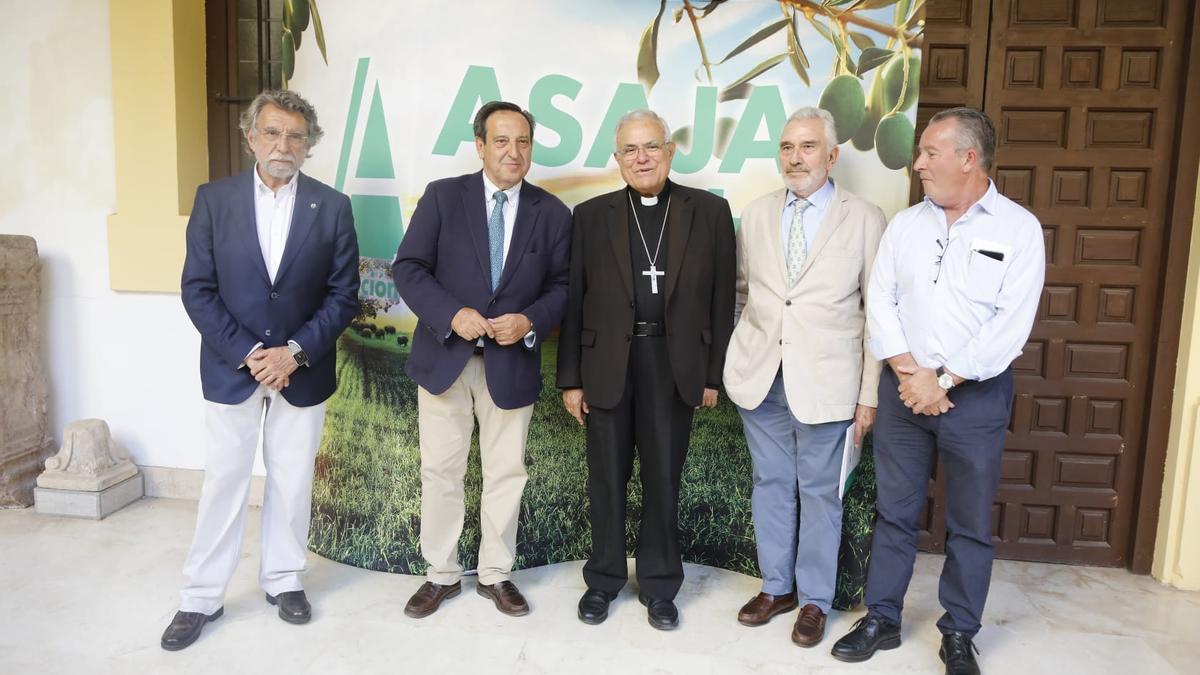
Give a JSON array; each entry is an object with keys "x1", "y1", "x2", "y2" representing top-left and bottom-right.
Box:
[{"x1": 724, "y1": 107, "x2": 885, "y2": 647}]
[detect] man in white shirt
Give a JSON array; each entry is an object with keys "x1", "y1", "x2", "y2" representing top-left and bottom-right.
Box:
[
  {"x1": 831, "y1": 108, "x2": 1045, "y2": 675},
  {"x1": 392, "y1": 101, "x2": 572, "y2": 618}
]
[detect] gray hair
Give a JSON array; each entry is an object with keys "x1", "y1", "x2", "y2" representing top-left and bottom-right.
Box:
[
  {"x1": 929, "y1": 107, "x2": 996, "y2": 171},
  {"x1": 238, "y1": 89, "x2": 324, "y2": 156},
  {"x1": 613, "y1": 109, "x2": 671, "y2": 151},
  {"x1": 786, "y1": 106, "x2": 838, "y2": 149}
]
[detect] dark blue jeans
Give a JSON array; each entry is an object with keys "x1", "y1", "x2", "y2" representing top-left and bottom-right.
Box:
[{"x1": 864, "y1": 366, "x2": 1013, "y2": 636}]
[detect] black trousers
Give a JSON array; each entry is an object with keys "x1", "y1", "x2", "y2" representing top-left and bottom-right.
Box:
[
  {"x1": 583, "y1": 335, "x2": 695, "y2": 600},
  {"x1": 864, "y1": 366, "x2": 1013, "y2": 636}
]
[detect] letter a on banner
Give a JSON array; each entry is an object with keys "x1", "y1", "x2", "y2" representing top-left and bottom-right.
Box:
[{"x1": 336, "y1": 57, "x2": 405, "y2": 260}]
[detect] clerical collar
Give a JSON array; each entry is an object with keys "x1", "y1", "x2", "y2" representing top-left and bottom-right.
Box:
[{"x1": 628, "y1": 181, "x2": 671, "y2": 207}]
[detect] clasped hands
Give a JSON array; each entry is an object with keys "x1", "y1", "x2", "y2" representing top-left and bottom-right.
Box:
[
  {"x1": 244, "y1": 346, "x2": 298, "y2": 392},
  {"x1": 451, "y1": 307, "x2": 531, "y2": 346},
  {"x1": 895, "y1": 364, "x2": 955, "y2": 416}
]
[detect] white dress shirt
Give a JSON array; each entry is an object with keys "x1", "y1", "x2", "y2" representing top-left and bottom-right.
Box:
[
  {"x1": 867, "y1": 180, "x2": 1045, "y2": 381},
  {"x1": 241, "y1": 166, "x2": 304, "y2": 368},
  {"x1": 780, "y1": 178, "x2": 835, "y2": 255},
  {"x1": 254, "y1": 166, "x2": 298, "y2": 283}
]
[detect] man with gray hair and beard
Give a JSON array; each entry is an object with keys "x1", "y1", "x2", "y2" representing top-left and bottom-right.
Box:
[
  {"x1": 724, "y1": 107, "x2": 885, "y2": 647},
  {"x1": 163, "y1": 89, "x2": 359, "y2": 651},
  {"x1": 557, "y1": 109, "x2": 735, "y2": 630}
]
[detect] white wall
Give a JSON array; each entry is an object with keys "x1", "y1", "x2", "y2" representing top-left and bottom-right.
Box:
[{"x1": 1, "y1": 1, "x2": 228, "y2": 474}]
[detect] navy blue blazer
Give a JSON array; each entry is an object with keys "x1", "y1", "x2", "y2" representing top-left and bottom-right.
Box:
[
  {"x1": 392, "y1": 171, "x2": 571, "y2": 410},
  {"x1": 181, "y1": 170, "x2": 360, "y2": 407}
]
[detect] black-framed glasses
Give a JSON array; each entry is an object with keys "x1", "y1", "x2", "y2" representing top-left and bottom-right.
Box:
[{"x1": 930, "y1": 238, "x2": 946, "y2": 283}]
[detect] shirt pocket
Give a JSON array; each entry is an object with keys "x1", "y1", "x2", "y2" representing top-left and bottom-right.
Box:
[{"x1": 964, "y1": 253, "x2": 1007, "y2": 305}]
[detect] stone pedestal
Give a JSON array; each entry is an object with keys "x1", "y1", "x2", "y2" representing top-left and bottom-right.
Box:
[
  {"x1": 0, "y1": 235, "x2": 54, "y2": 507},
  {"x1": 35, "y1": 419, "x2": 142, "y2": 518}
]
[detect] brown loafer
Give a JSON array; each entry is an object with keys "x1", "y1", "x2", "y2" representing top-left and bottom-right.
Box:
[
  {"x1": 738, "y1": 591, "x2": 798, "y2": 626},
  {"x1": 404, "y1": 581, "x2": 461, "y2": 618},
  {"x1": 791, "y1": 603, "x2": 827, "y2": 647},
  {"x1": 477, "y1": 580, "x2": 530, "y2": 617}
]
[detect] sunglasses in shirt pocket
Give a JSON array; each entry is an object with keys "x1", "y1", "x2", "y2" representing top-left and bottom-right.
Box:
[{"x1": 964, "y1": 238, "x2": 1012, "y2": 305}]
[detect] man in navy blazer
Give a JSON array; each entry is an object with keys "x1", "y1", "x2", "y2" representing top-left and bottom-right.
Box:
[
  {"x1": 393, "y1": 101, "x2": 571, "y2": 618},
  {"x1": 163, "y1": 90, "x2": 359, "y2": 652}
]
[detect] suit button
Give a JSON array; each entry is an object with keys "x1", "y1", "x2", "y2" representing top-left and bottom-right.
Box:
[
  {"x1": 629, "y1": 301, "x2": 634, "y2": 308},
  {"x1": 778, "y1": 339, "x2": 782, "y2": 345},
  {"x1": 265, "y1": 329, "x2": 272, "y2": 336},
  {"x1": 270, "y1": 292, "x2": 279, "y2": 299},
  {"x1": 785, "y1": 300, "x2": 792, "y2": 306}
]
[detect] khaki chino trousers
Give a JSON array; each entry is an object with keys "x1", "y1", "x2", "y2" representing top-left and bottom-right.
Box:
[{"x1": 418, "y1": 354, "x2": 534, "y2": 586}]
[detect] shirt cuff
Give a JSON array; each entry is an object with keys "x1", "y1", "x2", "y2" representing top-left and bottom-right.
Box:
[
  {"x1": 238, "y1": 342, "x2": 264, "y2": 370},
  {"x1": 523, "y1": 330, "x2": 536, "y2": 349},
  {"x1": 869, "y1": 329, "x2": 909, "y2": 362},
  {"x1": 943, "y1": 355, "x2": 979, "y2": 383}
]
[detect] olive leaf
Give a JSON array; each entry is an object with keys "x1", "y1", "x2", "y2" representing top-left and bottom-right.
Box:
[
  {"x1": 907, "y1": 0, "x2": 927, "y2": 29},
  {"x1": 720, "y1": 53, "x2": 786, "y2": 98},
  {"x1": 309, "y1": 0, "x2": 328, "y2": 65},
  {"x1": 855, "y1": 0, "x2": 903, "y2": 9},
  {"x1": 849, "y1": 31, "x2": 875, "y2": 50},
  {"x1": 287, "y1": 0, "x2": 310, "y2": 34},
  {"x1": 637, "y1": 0, "x2": 667, "y2": 92},
  {"x1": 787, "y1": 11, "x2": 810, "y2": 69},
  {"x1": 697, "y1": 0, "x2": 728, "y2": 18},
  {"x1": 284, "y1": 2, "x2": 302, "y2": 50},
  {"x1": 716, "y1": 18, "x2": 788, "y2": 65},
  {"x1": 856, "y1": 47, "x2": 895, "y2": 76},
  {"x1": 718, "y1": 82, "x2": 754, "y2": 102}
]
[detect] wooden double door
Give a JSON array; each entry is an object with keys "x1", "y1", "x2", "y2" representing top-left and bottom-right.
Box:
[{"x1": 914, "y1": 0, "x2": 1198, "y2": 569}]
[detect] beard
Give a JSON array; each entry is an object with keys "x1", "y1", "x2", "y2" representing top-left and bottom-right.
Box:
[
  {"x1": 262, "y1": 153, "x2": 302, "y2": 179},
  {"x1": 783, "y1": 166, "x2": 828, "y2": 196}
]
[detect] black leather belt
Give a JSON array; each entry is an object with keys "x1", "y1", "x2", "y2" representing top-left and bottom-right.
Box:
[{"x1": 632, "y1": 321, "x2": 666, "y2": 337}]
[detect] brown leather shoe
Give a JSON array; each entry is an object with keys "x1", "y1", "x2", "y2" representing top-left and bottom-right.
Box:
[
  {"x1": 791, "y1": 603, "x2": 827, "y2": 647},
  {"x1": 404, "y1": 581, "x2": 461, "y2": 618},
  {"x1": 477, "y1": 580, "x2": 530, "y2": 617},
  {"x1": 737, "y1": 592, "x2": 798, "y2": 626}
]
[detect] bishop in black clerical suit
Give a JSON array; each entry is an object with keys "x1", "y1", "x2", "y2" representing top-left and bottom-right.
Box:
[{"x1": 556, "y1": 109, "x2": 735, "y2": 630}]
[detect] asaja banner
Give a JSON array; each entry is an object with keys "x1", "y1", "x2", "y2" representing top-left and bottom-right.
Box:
[{"x1": 290, "y1": 0, "x2": 924, "y2": 607}]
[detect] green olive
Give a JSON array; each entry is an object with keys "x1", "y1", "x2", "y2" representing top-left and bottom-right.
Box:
[
  {"x1": 818, "y1": 74, "x2": 867, "y2": 144},
  {"x1": 874, "y1": 113, "x2": 915, "y2": 170}
]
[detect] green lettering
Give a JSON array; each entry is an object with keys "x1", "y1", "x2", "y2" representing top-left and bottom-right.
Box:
[
  {"x1": 431, "y1": 65, "x2": 502, "y2": 156},
  {"x1": 719, "y1": 85, "x2": 786, "y2": 174},
  {"x1": 529, "y1": 74, "x2": 583, "y2": 168}
]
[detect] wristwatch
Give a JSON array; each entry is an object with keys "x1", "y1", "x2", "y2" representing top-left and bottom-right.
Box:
[
  {"x1": 288, "y1": 342, "x2": 309, "y2": 367},
  {"x1": 936, "y1": 367, "x2": 955, "y2": 391}
]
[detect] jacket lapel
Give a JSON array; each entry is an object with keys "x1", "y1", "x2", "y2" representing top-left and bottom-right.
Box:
[
  {"x1": 461, "y1": 171, "x2": 493, "y2": 287},
  {"x1": 607, "y1": 190, "x2": 634, "y2": 301},
  {"x1": 663, "y1": 187, "x2": 693, "y2": 302},
  {"x1": 495, "y1": 186, "x2": 539, "y2": 295},
  {"x1": 238, "y1": 170, "x2": 271, "y2": 285},
  {"x1": 273, "y1": 172, "x2": 318, "y2": 288},
  {"x1": 792, "y1": 184, "x2": 848, "y2": 290},
  {"x1": 762, "y1": 188, "x2": 789, "y2": 291}
]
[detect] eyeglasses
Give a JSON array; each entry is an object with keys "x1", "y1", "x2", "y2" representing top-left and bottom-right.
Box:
[
  {"x1": 930, "y1": 238, "x2": 946, "y2": 283},
  {"x1": 255, "y1": 127, "x2": 310, "y2": 147},
  {"x1": 617, "y1": 141, "x2": 667, "y2": 160}
]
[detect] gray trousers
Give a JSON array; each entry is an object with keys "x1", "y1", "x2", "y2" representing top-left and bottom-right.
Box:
[
  {"x1": 864, "y1": 366, "x2": 1012, "y2": 636},
  {"x1": 738, "y1": 372, "x2": 851, "y2": 613}
]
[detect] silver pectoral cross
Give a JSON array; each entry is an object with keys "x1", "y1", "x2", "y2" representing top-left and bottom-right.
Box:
[{"x1": 643, "y1": 264, "x2": 664, "y2": 294}]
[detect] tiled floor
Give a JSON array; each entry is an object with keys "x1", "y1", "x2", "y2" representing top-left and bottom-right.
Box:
[{"x1": 1, "y1": 497, "x2": 1196, "y2": 674}]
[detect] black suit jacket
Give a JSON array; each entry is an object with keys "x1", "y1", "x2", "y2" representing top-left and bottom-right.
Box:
[{"x1": 556, "y1": 183, "x2": 736, "y2": 409}]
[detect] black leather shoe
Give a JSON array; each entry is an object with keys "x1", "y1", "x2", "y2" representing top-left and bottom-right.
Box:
[
  {"x1": 266, "y1": 590, "x2": 311, "y2": 624},
  {"x1": 160, "y1": 607, "x2": 223, "y2": 651},
  {"x1": 578, "y1": 589, "x2": 617, "y2": 625},
  {"x1": 830, "y1": 613, "x2": 901, "y2": 662},
  {"x1": 638, "y1": 593, "x2": 679, "y2": 631},
  {"x1": 940, "y1": 632, "x2": 981, "y2": 675}
]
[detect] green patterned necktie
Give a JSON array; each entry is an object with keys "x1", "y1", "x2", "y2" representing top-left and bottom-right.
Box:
[
  {"x1": 786, "y1": 197, "x2": 811, "y2": 286},
  {"x1": 489, "y1": 190, "x2": 507, "y2": 290}
]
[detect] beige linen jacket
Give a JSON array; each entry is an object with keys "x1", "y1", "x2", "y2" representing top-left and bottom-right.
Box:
[{"x1": 723, "y1": 183, "x2": 886, "y2": 423}]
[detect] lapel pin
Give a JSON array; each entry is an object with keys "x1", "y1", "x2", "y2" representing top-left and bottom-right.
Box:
[{"x1": 310, "y1": 202, "x2": 317, "y2": 209}]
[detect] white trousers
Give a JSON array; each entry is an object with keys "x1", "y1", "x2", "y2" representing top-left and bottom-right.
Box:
[
  {"x1": 179, "y1": 384, "x2": 326, "y2": 614},
  {"x1": 418, "y1": 355, "x2": 534, "y2": 586}
]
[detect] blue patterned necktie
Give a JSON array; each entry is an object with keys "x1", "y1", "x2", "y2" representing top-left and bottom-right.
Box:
[
  {"x1": 786, "y1": 197, "x2": 811, "y2": 286},
  {"x1": 489, "y1": 190, "x2": 508, "y2": 290}
]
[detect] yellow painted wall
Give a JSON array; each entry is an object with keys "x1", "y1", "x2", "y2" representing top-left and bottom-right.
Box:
[
  {"x1": 1153, "y1": 165, "x2": 1200, "y2": 590},
  {"x1": 106, "y1": 0, "x2": 207, "y2": 292}
]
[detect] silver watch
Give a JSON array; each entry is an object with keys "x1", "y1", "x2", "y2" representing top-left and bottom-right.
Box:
[{"x1": 936, "y1": 367, "x2": 955, "y2": 391}]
